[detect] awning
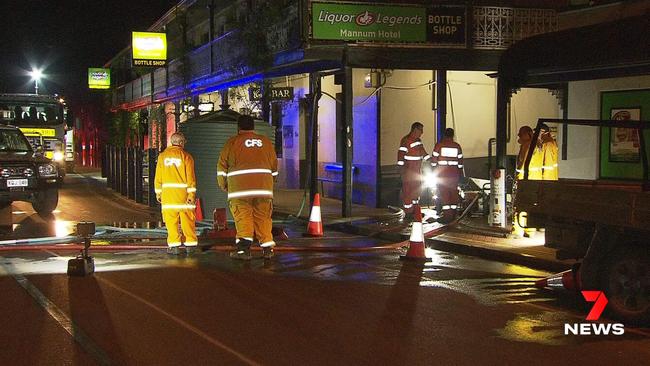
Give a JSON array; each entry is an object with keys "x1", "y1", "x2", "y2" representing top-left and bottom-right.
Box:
[{"x1": 498, "y1": 13, "x2": 650, "y2": 87}]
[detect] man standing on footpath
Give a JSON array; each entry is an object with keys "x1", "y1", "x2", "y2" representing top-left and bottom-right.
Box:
[
  {"x1": 397, "y1": 122, "x2": 431, "y2": 219},
  {"x1": 431, "y1": 128, "x2": 464, "y2": 223},
  {"x1": 217, "y1": 115, "x2": 278, "y2": 260},
  {"x1": 154, "y1": 132, "x2": 198, "y2": 255}
]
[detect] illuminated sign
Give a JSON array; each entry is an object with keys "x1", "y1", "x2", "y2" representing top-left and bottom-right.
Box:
[
  {"x1": 20, "y1": 128, "x2": 56, "y2": 137},
  {"x1": 88, "y1": 68, "x2": 111, "y2": 89},
  {"x1": 132, "y1": 32, "x2": 167, "y2": 67},
  {"x1": 249, "y1": 87, "x2": 294, "y2": 101}
]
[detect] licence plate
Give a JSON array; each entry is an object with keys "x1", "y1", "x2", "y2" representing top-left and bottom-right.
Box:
[{"x1": 7, "y1": 179, "x2": 28, "y2": 187}]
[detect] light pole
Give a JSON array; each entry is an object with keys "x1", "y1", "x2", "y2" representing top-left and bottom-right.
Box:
[{"x1": 29, "y1": 69, "x2": 43, "y2": 95}]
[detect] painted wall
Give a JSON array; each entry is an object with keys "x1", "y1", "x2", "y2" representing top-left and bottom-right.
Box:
[
  {"x1": 380, "y1": 70, "x2": 435, "y2": 166},
  {"x1": 564, "y1": 75, "x2": 650, "y2": 179},
  {"x1": 378, "y1": 70, "x2": 558, "y2": 169}
]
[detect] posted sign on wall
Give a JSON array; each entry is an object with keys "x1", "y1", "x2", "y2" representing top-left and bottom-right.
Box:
[
  {"x1": 312, "y1": 2, "x2": 427, "y2": 42},
  {"x1": 132, "y1": 32, "x2": 167, "y2": 67},
  {"x1": 88, "y1": 68, "x2": 111, "y2": 89},
  {"x1": 427, "y1": 6, "x2": 466, "y2": 47},
  {"x1": 311, "y1": 2, "x2": 466, "y2": 47}
]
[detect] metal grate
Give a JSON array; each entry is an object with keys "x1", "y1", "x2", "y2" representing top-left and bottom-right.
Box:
[
  {"x1": 473, "y1": 6, "x2": 557, "y2": 50},
  {"x1": 513, "y1": 8, "x2": 558, "y2": 41}
]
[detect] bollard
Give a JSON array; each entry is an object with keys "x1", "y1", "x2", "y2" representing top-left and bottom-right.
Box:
[
  {"x1": 110, "y1": 145, "x2": 117, "y2": 190},
  {"x1": 135, "y1": 148, "x2": 144, "y2": 203},
  {"x1": 120, "y1": 147, "x2": 128, "y2": 196},
  {"x1": 101, "y1": 145, "x2": 108, "y2": 178},
  {"x1": 127, "y1": 147, "x2": 135, "y2": 200},
  {"x1": 147, "y1": 149, "x2": 159, "y2": 208}
]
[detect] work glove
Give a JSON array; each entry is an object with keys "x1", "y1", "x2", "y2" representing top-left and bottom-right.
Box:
[
  {"x1": 156, "y1": 194, "x2": 161, "y2": 203},
  {"x1": 187, "y1": 197, "x2": 195, "y2": 205}
]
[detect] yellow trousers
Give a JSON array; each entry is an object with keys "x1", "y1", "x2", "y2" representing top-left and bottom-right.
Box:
[
  {"x1": 163, "y1": 209, "x2": 197, "y2": 247},
  {"x1": 229, "y1": 197, "x2": 274, "y2": 247}
]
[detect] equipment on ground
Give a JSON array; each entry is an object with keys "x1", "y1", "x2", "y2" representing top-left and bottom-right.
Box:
[
  {"x1": 67, "y1": 222, "x2": 95, "y2": 276},
  {"x1": 489, "y1": 168, "x2": 506, "y2": 228}
]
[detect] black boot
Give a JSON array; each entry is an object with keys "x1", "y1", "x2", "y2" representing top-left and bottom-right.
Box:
[
  {"x1": 167, "y1": 246, "x2": 181, "y2": 256},
  {"x1": 185, "y1": 246, "x2": 197, "y2": 256},
  {"x1": 262, "y1": 246, "x2": 274, "y2": 259},
  {"x1": 230, "y1": 239, "x2": 252, "y2": 260}
]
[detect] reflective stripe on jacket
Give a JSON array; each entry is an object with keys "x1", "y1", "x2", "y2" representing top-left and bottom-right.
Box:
[
  {"x1": 541, "y1": 135, "x2": 559, "y2": 180},
  {"x1": 397, "y1": 135, "x2": 430, "y2": 167},
  {"x1": 431, "y1": 138, "x2": 464, "y2": 179},
  {"x1": 154, "y1": 146, "x2": 197, "y2": 210},
  {"x1": 516, "y1": 142, "x2": 544, "y2": 180},
  {"x1": 217, "y1": 130, "x2": 278, "y2": 199}
]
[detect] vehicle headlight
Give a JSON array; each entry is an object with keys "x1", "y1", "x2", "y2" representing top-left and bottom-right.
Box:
[
  {"x1": 38, "y1": 164, "x2": 58, "y2": 177},
  {"x1": 52, "y1": 151, "x2": 64, "y2": 161}
]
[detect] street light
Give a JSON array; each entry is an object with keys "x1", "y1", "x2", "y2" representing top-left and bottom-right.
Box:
[{"x1": 29, "y1": 68, "x2": 43, "y2": 94}]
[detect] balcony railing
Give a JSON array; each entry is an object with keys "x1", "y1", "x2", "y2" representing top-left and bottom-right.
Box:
[
  {"x1": 112, "y1": 2, "x2": 556, "y2": 109},
  {"x1": 473, "y1": 6, "x2": 557, "y2": 49}
]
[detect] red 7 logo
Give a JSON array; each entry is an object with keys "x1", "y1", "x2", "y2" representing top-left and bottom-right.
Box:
[{"x1": 581, "y1": 291, "x2": 608, "y2": 321}]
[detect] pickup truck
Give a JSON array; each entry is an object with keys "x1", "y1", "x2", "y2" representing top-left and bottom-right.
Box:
[
  {"x1": 0, "y1": 125, "x2": 60, "y2": 215},
  {"x1": 515, "y1": 118, "x2": 650, "y2": 324}
]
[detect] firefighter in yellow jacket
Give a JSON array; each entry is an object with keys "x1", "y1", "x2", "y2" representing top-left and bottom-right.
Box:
[
  {"x1": 217, "y1": 115, "x2": 278, "y2": 260},
  {"x1": 154, "y1": 132, "x2": 198, "y2": 255},
  {"x1": 540, "y1": 123, "x2": 559, "y2": 180},
  {"x1": 515, "y1": 126, "x2": 544, "y2": 180}
]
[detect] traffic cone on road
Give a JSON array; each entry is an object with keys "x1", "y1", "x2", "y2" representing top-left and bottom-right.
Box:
[
  {"x1": 400, "y1": 205, "x2": 432, "y2": 262},
  {"x1": 303, "y1": 193, "x2": 324, "y2": 237},
  {"x1": 535, "y1": 268, "x2": 581, "y2": 291},
  {"x1": 195, "y1": 197, "x2": 204, "y2": 222}
]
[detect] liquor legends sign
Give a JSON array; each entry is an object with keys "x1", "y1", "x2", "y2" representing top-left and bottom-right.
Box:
[
  {"x1": 311, "y1": 2, "x2": 467, "y2": 46},
  {"x1": 311, "y1": 2, "x2": 427, "y2": 42}
]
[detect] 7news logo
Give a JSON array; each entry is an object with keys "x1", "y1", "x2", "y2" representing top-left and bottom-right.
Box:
[{"x1": 564, "y1": 291, "x2": 625, "y2": 335}]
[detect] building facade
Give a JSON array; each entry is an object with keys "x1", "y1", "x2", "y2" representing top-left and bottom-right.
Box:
[{"x1": 107, "y1": 0, "x2": 623, "y2": 214}]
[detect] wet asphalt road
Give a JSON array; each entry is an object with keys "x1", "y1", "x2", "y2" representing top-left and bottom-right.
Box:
[
  {"x1": 0, "y1": 174, "x2": 649, "y2": 365},
  {"x1": 0, "y1": 173, "x2": 160, "y2": 240}
]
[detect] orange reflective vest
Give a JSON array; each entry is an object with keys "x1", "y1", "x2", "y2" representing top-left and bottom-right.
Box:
[
  {"x1": 431, "y1": 138, "x2": 463, "y2": 179},
  {"x1": 217, "y1": 130, "x2": 278, "y2": 199},
  {"x1": 154, "y1": 145, "x2": 197, "y2": 211},
  {"x1": 397, "y1": 135, "x2": 430, "y2": 167}
]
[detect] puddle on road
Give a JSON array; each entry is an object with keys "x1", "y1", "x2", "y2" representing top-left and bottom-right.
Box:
[
  {"x1": 422, "y1": 277, "x2": 557, "y2": 306},
  {"x1": 496, "y1": 311, "x2": 573, "y2": 346}
]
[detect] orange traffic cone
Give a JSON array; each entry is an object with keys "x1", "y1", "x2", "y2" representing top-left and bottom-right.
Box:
[
  {"x1": 400, "y1": 205, "x2": 432, "y2": 262},
  {"x1": 535, "y1": 268, "x2": 581, "y2": 291},
  {"x1": 303, "y1": 193, "x2": 324, "y2": 237},
  {"x1": 195, "y1": 197, "x2": 204, "y2": 222}
]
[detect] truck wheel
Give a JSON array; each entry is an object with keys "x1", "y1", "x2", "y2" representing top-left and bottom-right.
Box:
[
  {"x1": 602, "y1": 247, "x2": 650, "y2": 324},
  {"x1": 32, "y1": 188, "x2": 59, "y2": 216}
]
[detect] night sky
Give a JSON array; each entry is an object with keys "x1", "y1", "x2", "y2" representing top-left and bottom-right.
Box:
[{"x1": 0, "y1": 1, "x2": 177, "y2": 104}]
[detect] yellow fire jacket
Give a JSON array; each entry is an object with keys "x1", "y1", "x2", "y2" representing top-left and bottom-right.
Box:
[
  {"x1": 154, "y1": 145, "x2": 197, "y2": 210},
  {"x1": 516, "y1": 142, "x2": 544, "y2": 180},
  {"x1": 217, "y1": 130, "x2": 278, "y2": 199},
  {"x1": 541, "y1": 135, "x2": 559, "y2": 180}
]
